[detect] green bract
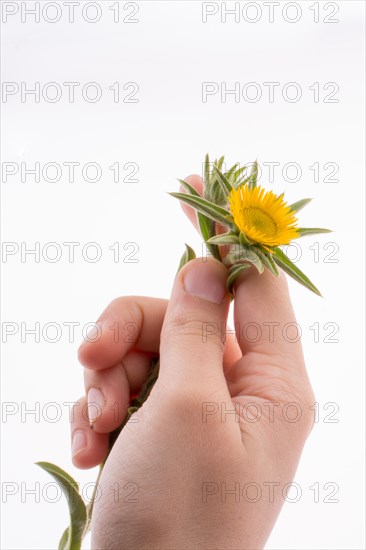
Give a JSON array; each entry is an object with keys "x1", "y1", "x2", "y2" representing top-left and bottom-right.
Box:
[{"x1": 170, "y1": 154, "x2": 331, "y2": 295}]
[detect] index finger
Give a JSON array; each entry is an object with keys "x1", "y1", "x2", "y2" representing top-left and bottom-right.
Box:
[{"x1": 78, "y1": 296, "x2": 167, "y2": 370}]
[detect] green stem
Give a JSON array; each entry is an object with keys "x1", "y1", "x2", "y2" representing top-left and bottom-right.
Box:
[
  {"x1": 83, "y1": 462, "x2": 104, "y2": 536},
  {"x1": 208, "y1": 221, "x2": 222, "y2": 261}
]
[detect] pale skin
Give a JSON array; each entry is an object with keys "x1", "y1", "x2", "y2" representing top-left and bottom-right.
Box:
[{"x1": 71, "y1": 175, "x2": 315, "y2": 549}]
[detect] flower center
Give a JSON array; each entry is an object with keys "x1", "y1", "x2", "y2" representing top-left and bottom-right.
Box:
[{"x1": 241, "y1": 207, "x2": 278, "y2": 237}]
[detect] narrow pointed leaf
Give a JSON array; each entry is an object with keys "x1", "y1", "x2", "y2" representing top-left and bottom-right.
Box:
[
  {"x1": 36, "y1": 462, "x2": 87, "y2": 550},
  {"x1": 211, "y1": 180, "x2": 227, "y2": 205},
  {"x1": 267, "y1": 252, "x2": 279, "y2": 276},
  {"x1": 231, "y1": 165, "x2": 248, "y2": 186},
  {"x1": 204, "y1": 153, "x2": 210, "y2": 185},
  {"x1": 212, "y1": 166, "x2": 232, "y2": 195},
  {"x1": 197, "y1": 212, "x2": 211, "y2": 241},
  {"x1": 169, "y1": 192, "x2": 233, "y2": 226},
  {"x1": 207, "y1": 233, "x2": 240, "y2": 245},
  {"x1": 239, "y1": 232, "x2": 254, "y2": 246},
  {"x1": 226, "y1": 263, "x2": 251, "y2": 292},
  {"x1": 207, "y1": 220, "x2": 222, "y2": 261},
  {"x1": 58, "y1": 528, "x2": 70, "y2": 550},
  {"x1": 289, "y1": 198, "x2": 312, "y2": 213},
  {"x1": 224, "y1": 247, "x2": 264, "y2": 274},
  {"x1": 224, "y1": 163, "x2": 239, "y2": 182},
  {"x1": 236, "y1": 176, "x2": 251, "y2": 189},
  {"x1": 273, "y1": 248, "x2": 321, "y2": 295},
  {"x1": 176, "y1": 180, "x2": 217, "y2": 243},
  {"x1": 177, "y1": 178, "x2": 201, "y2": 197},
  {"x1": 253, "y1": 247, "x2": 279, "y2": 276},
  {"x1": 216, "y1": 155, "x2": 225, "y2": 170},
  {"x1": 174, "y1": 183, "x2": 217, "y2": 250},
  {"x1": 297, "y1": 227, "x2": 332, "y2": 237},
  {"x1": 177, "y1": 244, "x2": 196, "y2": 272},
  {"x1": 239, "y1": 248, "x2": 264, "y2": 273},
  {"x1": 210, "y1": 165, "x2": 228, "y2": 205},
  {"x1": 248, "y1": 160, "x2": 258, "y2": 188}
]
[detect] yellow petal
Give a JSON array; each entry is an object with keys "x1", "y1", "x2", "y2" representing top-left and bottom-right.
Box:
[{"x1": 228, "y1": 185, "x2": 299, "y2": 247}]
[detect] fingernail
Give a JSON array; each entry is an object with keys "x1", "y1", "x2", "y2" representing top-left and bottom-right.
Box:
[
  {"x1": 87, "y1": 387, "x2": 105, "y2": 425},
  {"x1": 72, "y1": 430, "x2": 87, "y2": 456},
  {"x1": 183, "y1": 260, "x2": 226, "y2": 304}
]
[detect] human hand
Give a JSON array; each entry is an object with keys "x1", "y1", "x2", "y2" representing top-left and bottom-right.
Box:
[{"x1": 71, "y1": 175, "x2": 314, "y2": 549}]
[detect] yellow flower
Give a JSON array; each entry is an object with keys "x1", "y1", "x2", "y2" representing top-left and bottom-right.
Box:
[{"x1": 228, "y1": 185, "x2": 299, "y2": 247}]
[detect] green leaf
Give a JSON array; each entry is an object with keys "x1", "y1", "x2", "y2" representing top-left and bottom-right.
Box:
[
  {"x1": 177, "y1": 178, "x2": 201, "y2": 197},
  {"x1": 236, "y1": 177, "x2": 251, "y2": 189},
  {"x1": 289, "y1": 198, "x2": 312, "y2": 213},
  {"x1": 239, "y1": 232, "x2": 254, "y2": 246},
  {"x1": 175, "y1": 178, "x2": 213, "y2": 243},
  {"x1": 210, "y1": 183, "x2": 227, "y2": 206},
  {"x1": 224, "y1": 162, "x2": 239, "y2": 182},
  {"x1": 253, "y1": 247, "x2": 279, "y2": 276},
  {"x1": 231, "y1": 165, "x2": 248, "y2": 186},
  {"x1": 224, "y1": 247, "x2": 264, "y2": 274},
  {"x1": 209, "y1": 165, "x2": 229, "y2": 206},
  {"x1": 266, "y1": 251, "x2": 279, "y2": 275},
  {"x1": 226, "y1": 263, "x2": 251, "y2": 292},
  {"x1": 197, "y1": 212, "x2": 211, "y2": 241},
  {"x1": 177, "y1": 243, "x2": 196, "y2": 272},
  {"x1": 58, "y1": 528, "x2": 70, "y2": 550},
  {"x1": 297, "y1": 227, "x2": 332, "y2": 237},
  {"x1": 204, "y1": 154, "x2": 210, "y2": 186},
  {"x1": 36, "y1": 462, "x2": 87, "y2": 550},
  {"x1": 212, "y1": 166, "x2": 232, "y2": 196},
  {"x1": 248, "y1": 160, "x2": 258, "y2": 188},
  {"x1": 216, "y1": 155, "x2": 225, "y2": 170},
  {"x1": 206, "y1": 233, "x2": 240, "y2": 245},
  {"x1": 239, "y1": 248, "x2": 264, "y2": 273},
  {"x1": 169, "y1": 192, "x2": 233, "y2": 227},
  {"x1": 207, "y1": 220, "x2": 222, "y2": 261},
  {"x1": 272, "y1": 247, "x2": 321, "y2": 296}
]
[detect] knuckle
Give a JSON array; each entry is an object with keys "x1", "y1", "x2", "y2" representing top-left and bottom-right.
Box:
[
  {"x1": 162, "y1": 312, "x2": 224, "y2": 352},
  {"x1": 109, "y1": 295, "x2": 131, "y2": 308},
  {"x1": 70, "y1": 401, "x2": 82, "y2": 427},
  {"x1": 164, "y1": 312, "x2": 205, "y2": 339},
  {"x1": 109, "y1": 296, "x2": 141, "y2": 319}
]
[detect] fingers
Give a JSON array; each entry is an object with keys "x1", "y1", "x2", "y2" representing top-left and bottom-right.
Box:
[
  {"x1": 78, "y1": 296, "x2": 167, "y2": 370},
  {"x1": 71, "y1": 396, "x2": 109, "y2": 469},
  {"x1": 78, "y1": 292, "x2": 240, "y2": 439},
  {"x1": 179, "y1": 174, "x2": 234, "y2": 263},
  {"x1": 180, "y1": 174, "x2": 300, "y2": 355},
  {"x1": 83, "y1": 350, "x2": 152, "y2": 433},
  {"x1": 233, "y1": 268, "x2": 303, "y2": 359},
  {"x1": 180, "y1": 173, "x2": 312, "y2": 405},
  {"x1": 231, "y1": 268, "x2": 313, "y2": 404},
  {"x1": 157, "y1": 257, "x2": 231, "y2": 397}
]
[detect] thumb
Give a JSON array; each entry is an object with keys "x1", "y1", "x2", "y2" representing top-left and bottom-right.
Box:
[{"x1": 157, "y1": 258, "x2": 230, "y2": 397}]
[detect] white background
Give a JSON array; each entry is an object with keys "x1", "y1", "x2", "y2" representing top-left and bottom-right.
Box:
[{"x1": 1, "y1": 1, "x2": 365, "y2": 549}]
